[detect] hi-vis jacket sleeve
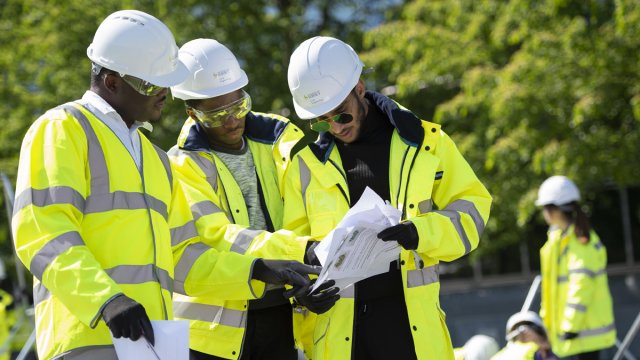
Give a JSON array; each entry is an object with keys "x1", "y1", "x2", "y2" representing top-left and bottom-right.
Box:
[
  {"x1": 169, "y1": 166, "x2": 265, "y2": 300},
  {"x1": 169, "y1": 151, "x2": 308, "y2": 263},
  {"x1": 412, "y1": 132, "x2": 492, "y2": 262},
  {"x1": 12, "y1": 113, "x2": 122, "y2": 328},
  {"x1": 560, "y1": 242, "x2": 598, "y2": 333}
]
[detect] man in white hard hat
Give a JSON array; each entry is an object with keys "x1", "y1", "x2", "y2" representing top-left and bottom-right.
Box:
[
  {"x1": 283, "y1": 36, "x2": 492, "y2": 359},
  {"x1": 492, "y1": 311, "x2": 559, "y2": 360},
  {"x1": 12, "y1": 12, "x2": 319, "y2": 360},
  {"x1": 168, "y1": 38, "x2": 339, "y2": 360}
]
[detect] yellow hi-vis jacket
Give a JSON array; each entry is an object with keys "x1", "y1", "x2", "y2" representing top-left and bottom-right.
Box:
[
  {"x1": 12, "y1": 103, "x2": 265, "y2": 360},
  {"x1": 282, "y1": 91, "x2": 492, "y2": 360},
  {"x1": 0, "y1": 289, "x2": 13, "y2": 360},
  {"x1": 168, "y1": 113, "x2": 307, "y2": 359},
  {"x1": 491, "y1": 341, "x2": 539, "y2": 360},
  {"x1": 540, "y1": 227, "x2": 616, "y2": 357}
]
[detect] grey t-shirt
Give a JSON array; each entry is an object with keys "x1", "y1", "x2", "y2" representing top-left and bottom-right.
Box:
[{"x1": 211, "y1": 138, "x2": 268, "y2": 230}]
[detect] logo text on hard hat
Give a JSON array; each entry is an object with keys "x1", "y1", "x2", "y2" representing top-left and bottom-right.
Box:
[
  {"x1": 303, "y1": 91, "x2": 321, "y2": 100},
  {"x1": 213, "y1": 69, "x2": 230, "y2": 78}
]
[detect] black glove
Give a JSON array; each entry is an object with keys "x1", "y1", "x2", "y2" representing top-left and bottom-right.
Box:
[
  {"x1": 560, "y1": 331, "x2": 578, "y2": 340},
  {"x1": 252, "y1": 259, "x2": 321, "y2": 298},
  {"x1": 101, "y1": 294, "x2": 154, "y2": 345},
  {"x1": 296, "y1": 279, "x2": 340, "y2": 314},
  {"x1": 377, "y1": 221, "x2": 419, "y2": 250}
]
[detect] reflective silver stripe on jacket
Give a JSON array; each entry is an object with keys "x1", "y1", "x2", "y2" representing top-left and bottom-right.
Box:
[
  {"x1": 443, "y1": 199, "x2": 485, "y2": 238},
  {"x1": 566, "y1": 303, "x2": 587, "y2": 312},
  {"x1": 407, "y1": 264, "x2": 439, "y2": 288},
  {"x1": 433, "y1": 199, "x2": 484, "y2": 255},
  {"x1": 557, "y1": 268, "x2": 606, "y2": 283},
  {"x1": 418, "y1": 199, "x2": 433, "y2": 214},
  {"x1": 230, "y1": 229, "x2": 263, "y2": 254},
  {"x1": 105, "y1": 264, "x2": 173, "y2": 293},
  {"x1": 184, "y1": 150, "x2": 219, "y2": 193},
  {"x1": 13, "y1": 186, "x2": 85, "y2": 215},
  {"x1": 152, "y1": 143, "x2": 173, "y2": 190},
  {"x1": 33, "y1": 263, "x2": 174, "y2": 307},
  {"x1": 171, "y1": 220, "x2": 198, "y2": 246},
  {"x1": 191, "y1": 200, "x2": 224, "y2": 221},
  {"x1": 15, "y1": 187, "x2": 169, "y2": 220},
  {"x1": 173, "y1": 301, "x2": 247, "y2": 328},
  {"x1": 52, "y1": 345, "x2": 118, "y2": 360},
  {"x1": 30, "y1": 231, "x2": 84, "y2": 280},
  {"x1": 174, "y1": 242, "x2": 210, "y2": 295},
  {"x1": 85, "y1": 191, "x2": 168, "y2": 219},
  {"x1": 298, "y1": 157, "x2": 311, "y2": 209},
  {"x1": 556, "y1": 323, "x2": 616, "y2": 341}
]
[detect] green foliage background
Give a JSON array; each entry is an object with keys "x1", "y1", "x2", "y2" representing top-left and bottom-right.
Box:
[{"x1": 1, "y1": 0, "x2": 638, "y2": 281}]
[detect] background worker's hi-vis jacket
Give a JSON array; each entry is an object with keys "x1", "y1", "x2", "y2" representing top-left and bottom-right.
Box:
[
  {"x1": 540, "y1": 227, "x2": 616, "y2": 357},
  {"x1": 12, "y1": 103, "x2": 265, "y2": 360},
  {"x1": 168, "y1": 113, "x2": 307, "y2": 359},
  {"x1": 282, "y1": 91, "x2": 492, "y2": 360}
]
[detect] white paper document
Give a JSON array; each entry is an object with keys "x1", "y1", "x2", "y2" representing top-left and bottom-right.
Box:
[
  {"x1": 112, "y1": 320, "x2": 189, "y2": 360},
  {"x1": 312, "y1": 187, "x2": 402, "y2": 293}
]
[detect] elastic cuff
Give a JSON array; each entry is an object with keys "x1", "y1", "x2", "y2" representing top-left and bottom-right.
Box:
[{"x1": 90, "y1": 293, "x2": 124, "y2": 329}]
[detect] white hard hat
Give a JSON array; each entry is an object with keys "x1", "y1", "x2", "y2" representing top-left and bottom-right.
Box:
[
  {"x1": 288, "y1": 36, "x2": 364, "y2": 119},
  {"x1": 462, "y1": 335, "x2": 499, "y2": 360},
  {"x1": 87, "y1": 10, "x2": 188, "y2": 87},
  {"x1": 535, "y1": 175, "x2": 581, "y2": 206},
  {"x1": 171, "y1": 39, "x2": 249, "y2": 100},
  {"x1": 506, "y1": 311, "x2": 544, "y2": 335}
]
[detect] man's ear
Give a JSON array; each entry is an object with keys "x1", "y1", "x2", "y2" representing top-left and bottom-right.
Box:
[
  {"x1": 355, "y1": 79, "x2": 366, "y2": 98},
  {"x1": 103, "y1": 72, "x2": 119, "y2": 93}
]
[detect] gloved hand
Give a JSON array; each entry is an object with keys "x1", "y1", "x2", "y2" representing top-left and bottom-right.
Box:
[
  {"x1": 295, "y1": 280, "x2": 340, "y2": 314},
  {"x1": 377, "y1": 221, "x2": 419, "y2": 250},
  {"x1": 101, "y1": 294, "x2": 154, "y2": 345},
  {"x1": 560, "y1": 331, "x2": 578, "y2": 340},
  {"x1": 252, "y1": 259, "x2": 321, "y2": 298}
]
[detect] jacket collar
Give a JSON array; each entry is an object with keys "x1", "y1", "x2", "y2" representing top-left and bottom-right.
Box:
[
  {"x1": 308, "y1": 91, "x2": 424, "y2": 163},
  {"x1": 180, "y1": 112, "x2": 288, "y2": 152}
]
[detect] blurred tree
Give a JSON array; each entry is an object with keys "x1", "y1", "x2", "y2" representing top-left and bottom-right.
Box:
[{"x1": 361, "y1": 0, "x2": 640, "y2": 274}]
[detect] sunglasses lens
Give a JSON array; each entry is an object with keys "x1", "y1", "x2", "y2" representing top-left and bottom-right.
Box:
[
  {"x1": 310, "y1": 121, "x2": 331, "y2": 132},
  {"x1": 334, "y1": 113, "x2": 353, "y2": 124}
]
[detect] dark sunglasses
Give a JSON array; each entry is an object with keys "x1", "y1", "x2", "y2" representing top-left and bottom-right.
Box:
[{"x1": 310, "y1": 113, "x2": 354, "y2": 132}]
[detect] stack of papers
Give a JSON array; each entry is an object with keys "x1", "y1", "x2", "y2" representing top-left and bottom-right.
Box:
[{"x1": 312, "y1": 187, "x2": 402, "y2": 293}]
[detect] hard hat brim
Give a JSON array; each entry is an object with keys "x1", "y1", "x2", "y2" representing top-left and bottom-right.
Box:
[
  {"x1": 144, "y1": 60, "x2": 191, "y2": 88},
  {"x1": 171, "y1": 71, "x2": 249, "y2": 100}
]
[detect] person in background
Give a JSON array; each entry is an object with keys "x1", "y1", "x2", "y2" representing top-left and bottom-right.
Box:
[
  {"x1": 282, "y1": 36, "x2": 492, "y2": 359},
  {"x1": 535, "y1": 175, "x2": 616, "y2": 360},
  {"x1": 169, "y1": 38, "x2": 339, "y2": 360},
  {"x1": 492, "y1": 311, "x2": 559, "y2": 360},
  {"x1": 11, "y1": 11, "x2": 319, "y2": 360}
]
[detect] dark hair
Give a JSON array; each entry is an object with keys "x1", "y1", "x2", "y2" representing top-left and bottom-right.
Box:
[
  {"x1": 545, "y1": 201, "x2": 591, "y2": 242},
  {"x1": 185, "y1": 98, "x2": 204, "y2": 109}
]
